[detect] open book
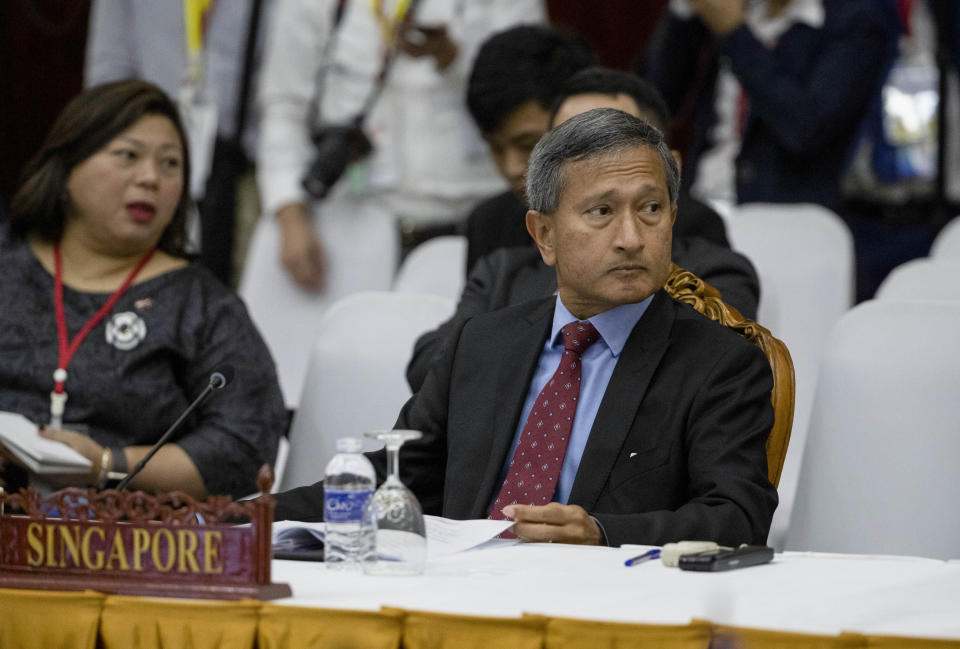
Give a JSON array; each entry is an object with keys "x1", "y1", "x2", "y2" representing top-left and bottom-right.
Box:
[{"x1": 0, "y1": 411, "x2": 93, "y2": 474}]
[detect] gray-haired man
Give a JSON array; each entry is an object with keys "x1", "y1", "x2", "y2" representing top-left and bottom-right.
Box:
[{"x1": 274, "y1": 109, "x2": 778, "y2": 547}]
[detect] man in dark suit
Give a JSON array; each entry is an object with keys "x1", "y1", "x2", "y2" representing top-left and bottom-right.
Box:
[
  {"x1": 406, "y1": 67, "x2": 759, "y2": 391},
  {"x1": 274, "y1": 109, "x2": 777, "y2": 547}
]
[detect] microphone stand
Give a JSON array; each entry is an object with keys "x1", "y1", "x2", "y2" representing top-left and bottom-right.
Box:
[{"x1": 114, "y1": 372, "x2": 228, "y2": 491}]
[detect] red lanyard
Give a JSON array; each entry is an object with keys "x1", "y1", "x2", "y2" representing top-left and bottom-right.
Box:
[{"x1": 49, "y1": 243, "x2": 155, "y2": 426}]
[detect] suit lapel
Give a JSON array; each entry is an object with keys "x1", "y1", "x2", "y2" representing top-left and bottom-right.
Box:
[
  {"x1": 568, "y1": 292, "x2": 676, "y2": 510},
  {"x1": 468, "y1": 298, "x2": 554, "y2": 518}
]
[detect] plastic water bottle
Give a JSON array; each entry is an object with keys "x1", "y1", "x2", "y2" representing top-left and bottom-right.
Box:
[{"x1": 323, "y1": 437, "x2": 376, "y2": 569}]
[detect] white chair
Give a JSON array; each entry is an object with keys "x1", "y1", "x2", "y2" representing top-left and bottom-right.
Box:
[
  {"x1": 270, "y1": 436, "x2": 290, "y2": 494},
  {"x1": 239, "y1": 194, "x2": 400, "y2": 407},
  {"x1": 876, "y1": 258, "x2": 960, "y2": 301},
  {"x1": 392, "y1": 235, "x2": 467, "y2": 300},
  {"x1": 786, "y1": 300, "x2": 960, "y2": 559},
  {"x1": 279, "y1": 291, "x2": 455, "y2": 491},
  {"x1": 930, "y1": 215, "x2": 960, "y2": 259},
  {"x1": 704, "y1": 197, "x2": 735, "y2": 233},
  {"x1": 725, "y1": 203, "x2": 855, "y2": 548}
]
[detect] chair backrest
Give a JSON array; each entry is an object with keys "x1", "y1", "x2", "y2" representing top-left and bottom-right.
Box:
[
  {"x1": 270, "y1": 436, "x2": 290, "y2": 494},
  {"x1": 664, "y1": 265, "x2": 795, "y2": 487},
  {"x1": 930, "y1": 215, "x2": 960, "y2": 259},
  {"x1": 280, "y1": 291, "x2": 455, "y2": 491},
  {"x1": 393, "y1": 235, "x2": 468, "y2": 300},
  {"x1": 876, "y1": 258, "x2": 960, "y2": 301},
  {"x1": 239, "y1": 195, "x2": 399, "y2": 407},
  {"x1": 785, "y1": 300, "x2": 960, "y2": 559},
  {"x1": 725, "y1": 203, "x2": 853, "y2": 544}
]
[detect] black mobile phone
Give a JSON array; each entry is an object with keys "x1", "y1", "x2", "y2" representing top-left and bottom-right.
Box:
[
  {"x1": 411, "y1": 24, "x2": 446, "y2": 36},
  {"x1": 402, "y1": 24, "x2": 446, "y2": 46},
  {"x1": 677, "y1": 544, "x2": 774, "y2": 571}
]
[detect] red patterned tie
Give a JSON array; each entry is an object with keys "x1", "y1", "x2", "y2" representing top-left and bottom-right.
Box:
[{"x1": 489, "y1": 321, "x2": 601, "y2": 524}]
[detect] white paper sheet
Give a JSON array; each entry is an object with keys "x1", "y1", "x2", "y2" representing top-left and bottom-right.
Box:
[
  {"x1": 424, "y1": 515, "x2": 515, "y2": 558},
  {"x1": 271, "y1": 516, "x2": 514, "y2": 560}
]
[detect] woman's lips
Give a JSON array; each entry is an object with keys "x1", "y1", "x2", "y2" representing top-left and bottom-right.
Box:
[{"x1": 126, "y1": 202, "x2": 156, "y2": 223}]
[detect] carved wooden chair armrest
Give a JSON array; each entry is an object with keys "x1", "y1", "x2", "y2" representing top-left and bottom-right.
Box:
[{"x1": 663, "y1": 263, "x2": 795, "y2": 487}]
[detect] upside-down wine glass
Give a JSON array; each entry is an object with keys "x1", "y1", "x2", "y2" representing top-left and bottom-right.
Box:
[{"x1": 361, "y1": 429, "x2": 426, "y2": 575}]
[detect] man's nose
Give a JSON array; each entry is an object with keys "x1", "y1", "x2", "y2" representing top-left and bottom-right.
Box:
[{"x1": 614, "y1": 213, "x2": 644, "y2": 251}]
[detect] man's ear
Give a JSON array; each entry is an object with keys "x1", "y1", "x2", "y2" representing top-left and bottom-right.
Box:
[
  {"x1": 671, "y1": 148, "x2": 682, "y2": 171},
  {"x1": 669, "y1": 202, "x2": 678, "y2": 228},
  {"x1": 526, "y1": 209, "x2": 557, "y2": 267}
]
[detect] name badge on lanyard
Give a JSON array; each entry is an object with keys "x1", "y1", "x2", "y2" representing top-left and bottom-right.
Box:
[{"x1": 180, "y1": 0, "x2": 219, "y2": 200}]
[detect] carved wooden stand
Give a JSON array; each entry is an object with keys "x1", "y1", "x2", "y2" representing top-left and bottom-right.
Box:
[{"x1": 0, "y1": 467, "x2": 291, "y2": 600}]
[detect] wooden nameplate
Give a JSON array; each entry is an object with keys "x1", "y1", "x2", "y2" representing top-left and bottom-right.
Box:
[{"x1": 0, "y1": 466, "x2": 291, "y2": 601}]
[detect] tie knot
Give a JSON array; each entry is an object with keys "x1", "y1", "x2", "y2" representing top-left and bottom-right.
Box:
[{"x1": 560, "y1": 321, "x2": 600, "y2": 353}]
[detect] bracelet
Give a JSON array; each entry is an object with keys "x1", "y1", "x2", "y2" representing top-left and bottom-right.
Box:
[
  {"x1": 110, "y1": 446, "x2": 128, "y2": 474},
  {"x1": 97, "y1": 447, "x2": 112, "y2": 488}
]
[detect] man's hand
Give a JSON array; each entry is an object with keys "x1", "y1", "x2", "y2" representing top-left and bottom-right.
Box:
[
  {"x1": 276, "y1": 203, "x2": 326, "y2": 291},
  {"x1": 690, "y1": 0, "x2": 746, "y2": 36},
  {"x1": 502, "y1": 502, "x2": 604, "y2": 545},
  {"x1": 397, "y1": 24, "x2": 458, "y2": 71}
]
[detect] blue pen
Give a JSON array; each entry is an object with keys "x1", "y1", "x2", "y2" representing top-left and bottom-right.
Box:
[{"x1": 624, "y1": 548, "x2": 660, "y2": 566}]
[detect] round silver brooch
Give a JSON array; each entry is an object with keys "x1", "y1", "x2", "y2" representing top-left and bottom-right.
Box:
[{"x1": 105, "y1": 311, "x2": 147, "y2": 351}]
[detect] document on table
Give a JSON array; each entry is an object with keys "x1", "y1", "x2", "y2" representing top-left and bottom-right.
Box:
[
  {"x1": 272, "y1": 520, "x2": 325, "y2": 553},
  {"x1": 271, "y1": 516, "x2": 514, "y2": 560},
  {"x1": 424, "y1": 516, "x2": 514, "y2": 558}
]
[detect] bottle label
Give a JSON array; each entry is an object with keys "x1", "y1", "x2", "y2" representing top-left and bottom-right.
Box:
[{"x1": 324, "y1": 489, "x2": 373, "y2": 524}]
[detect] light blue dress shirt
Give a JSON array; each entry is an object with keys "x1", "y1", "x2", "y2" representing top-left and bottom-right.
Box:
[{"x1": 493, "y1": 295, "x2": 653, "y2": 508}]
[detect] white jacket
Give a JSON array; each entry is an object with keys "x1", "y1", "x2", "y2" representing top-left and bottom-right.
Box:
[{"x1": 257, "y1": 0, "x2": 545, "y2": 224}]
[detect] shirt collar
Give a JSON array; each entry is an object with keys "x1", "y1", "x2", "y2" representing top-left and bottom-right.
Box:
[
  {"x1": 747, "y1": 0, "x2": 824, "y2": 45},
  {"x1": 550, "y1": 294, "x2": 654, "y2": 357}
]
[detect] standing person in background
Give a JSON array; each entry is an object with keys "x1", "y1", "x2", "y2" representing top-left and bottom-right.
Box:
[
  {"x1": 642, "y1": 0, "x2": 895, "y2": 214},
  {"x1": 85, "y1": 0, "x2": 272, "y2": 286},
  {"x1": 257, "y1": 0, "x2": 545, "y2": 291},
  {"x1": 0, "y1": 81, "x2": 286, "y2": 499},
  {"x1": 838, "y1": 1, "x2": 953, "y2": 301}
]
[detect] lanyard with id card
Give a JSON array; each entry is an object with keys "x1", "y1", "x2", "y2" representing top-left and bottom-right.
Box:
[{"x1": 179, "y1": 0, "x2": 219, "y2": 200}]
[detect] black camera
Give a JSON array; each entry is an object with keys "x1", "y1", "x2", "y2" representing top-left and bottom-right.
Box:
[{"x1": 301, "y1": 122, "x2": 373, "y2": 199}]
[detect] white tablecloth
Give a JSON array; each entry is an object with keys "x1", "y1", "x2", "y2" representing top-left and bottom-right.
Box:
[{"x1": 272, "y1": 542, "x2": 960, "y2": 640}]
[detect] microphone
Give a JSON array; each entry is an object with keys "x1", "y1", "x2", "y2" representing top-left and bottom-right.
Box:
[
  {"x1": 209, "y1": 365, "x2": 234, "y2": 390},
  {"x1": 114, "y1": 366, "x2": 234, "y2": 491}
]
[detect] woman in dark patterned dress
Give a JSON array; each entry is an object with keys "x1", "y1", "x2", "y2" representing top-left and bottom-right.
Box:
[{"x1": 0, "y1": 81, "x2": 286, "y2": 499}]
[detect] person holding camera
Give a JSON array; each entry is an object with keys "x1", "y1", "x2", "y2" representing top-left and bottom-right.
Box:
[{"x1": 257, "y1": 0, "x2": 546, "y2": 290}]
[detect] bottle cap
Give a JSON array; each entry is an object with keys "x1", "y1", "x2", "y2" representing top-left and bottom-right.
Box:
[{"x1": 336, "y1": 437, "x2": 363, "y2": 453}]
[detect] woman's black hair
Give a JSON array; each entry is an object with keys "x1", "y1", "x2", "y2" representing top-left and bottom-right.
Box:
[{"x1": 9, "y1": 79, "x2": 192, "y2": 257}]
